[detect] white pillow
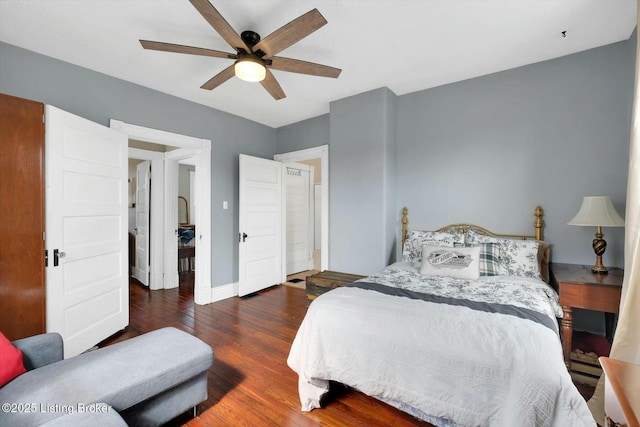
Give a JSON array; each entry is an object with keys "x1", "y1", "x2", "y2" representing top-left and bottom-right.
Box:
[{"x1": 420, "y1": 244, "x2": 481, "y2": 280}]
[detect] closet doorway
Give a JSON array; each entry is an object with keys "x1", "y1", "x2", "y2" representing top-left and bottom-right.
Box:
[{"x1": 275, "y1": 145, "x2": 329, "y2": 272}]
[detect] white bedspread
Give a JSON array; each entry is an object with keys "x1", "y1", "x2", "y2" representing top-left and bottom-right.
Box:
[{"x1": 287, "y1": 263, "x2": 596, "y2": 426}]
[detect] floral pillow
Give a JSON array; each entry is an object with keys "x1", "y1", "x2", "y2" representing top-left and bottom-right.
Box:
[
  {"x1": 467, "y1": 229, "x2": 540, "y2": 279},
  {"x1": 419, "y1": 244, "x2": 481, "y2": 280},
  {"x1": 402, "y1": 230, "x2": 465, "y2": 267}
]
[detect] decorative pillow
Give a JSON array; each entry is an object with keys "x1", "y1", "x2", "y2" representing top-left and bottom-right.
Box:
[
  {"x1": 474, "y1": 242, "x2": 502, "y2": 276},
  {"x1": 420, "y1": 244, "x2": 481, "y2": 280},
  {"x1": 0, "y1": 332, "x2": 26, "y2": 387},
  {"x1": 467, "y1": 229, "x2": 540, "y2": 278},
  {"x1": 402, "y1": 230, "x2": 465, "y2": 266}
]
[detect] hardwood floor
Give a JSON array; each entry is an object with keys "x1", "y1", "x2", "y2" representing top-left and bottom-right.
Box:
[
  {"x1": 100, "y1": 274, "x2": 432, "y2": 426},
  {"x1": 101, "y1": 273, "x2": 595, "y2": 426}
]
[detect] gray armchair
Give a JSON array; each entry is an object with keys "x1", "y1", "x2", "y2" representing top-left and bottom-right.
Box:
[
  {"x1": 12, "y1": 333, "x2": 63, "y2": 371},
  {"x1": 1, "y1": 327, "x2": 213, "y2": 427}
]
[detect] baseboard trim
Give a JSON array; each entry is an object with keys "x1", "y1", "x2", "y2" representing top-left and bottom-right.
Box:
[{"x1": 210, "y1": 282, "x2": 239, "y2": 303}]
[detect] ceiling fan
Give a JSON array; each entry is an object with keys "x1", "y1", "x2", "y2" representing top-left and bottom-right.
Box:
[{"x1": 140, "y1": 0, "x2": 341, "y2": 100}]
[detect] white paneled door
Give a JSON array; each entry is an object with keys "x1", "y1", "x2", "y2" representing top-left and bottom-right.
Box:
[
  {"x1": 45, "y1": 106, "x2": 128, "y2": 358},
  {"x1": 238, "y1": 154, "x2": 282, "y2": 297},
  {"x1": 134, "y1": 160, "x2": 151, "y2": 286},
  {"x1": 285, "y1": 163, "x2": 313, "y2": 275}
]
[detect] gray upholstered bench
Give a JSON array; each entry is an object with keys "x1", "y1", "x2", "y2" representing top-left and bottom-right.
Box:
[{"x1": 0, "y1": 327, "x2": 213, "y2": 427}]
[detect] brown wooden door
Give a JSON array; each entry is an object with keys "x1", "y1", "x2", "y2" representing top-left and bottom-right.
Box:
[{"x1": 0, "y1": 93, "x2": 46, "y2": 340}]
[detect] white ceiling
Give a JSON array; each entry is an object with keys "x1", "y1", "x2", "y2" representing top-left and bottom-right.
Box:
[{"x1": 0, "y1": 1, "x2": 636, "y2": 128}]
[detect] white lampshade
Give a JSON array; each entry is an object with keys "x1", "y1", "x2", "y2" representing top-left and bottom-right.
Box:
[
  {"x1": 568, "y1": 196, "x2": 625, "y2": 227},
  {"x1": 234, "y1": 58, "x2": 266, "y2": 82}
]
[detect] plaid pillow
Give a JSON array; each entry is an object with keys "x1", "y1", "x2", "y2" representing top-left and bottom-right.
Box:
[
  {"x1": 467, "y1": 229, "x2": 540, "y2": 278},
  {"x1": 477, "y1": 243, "x2": 502, "y2": 276}
]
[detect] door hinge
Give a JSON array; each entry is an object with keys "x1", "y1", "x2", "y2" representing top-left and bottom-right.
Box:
[{"x1": 45, "y1": 249, "x2": 48, "y2": 267}]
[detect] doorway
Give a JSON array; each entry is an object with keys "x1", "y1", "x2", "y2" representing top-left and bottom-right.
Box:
[
  {"x1": 177, "y1": 161, "x2": 196, "y2": 283},
  {"x1": 284, "y1": 162, "x2": 314, "y2": 275},
  {"x1": 111, "y1": 119, "x2": 213, "y2": 305},
  {"x1": 128, "y1": 147, "x2": 197, "y2": 289},
  {"x1": 274, "y1": 145, "x2": 329, "y2": 272}
]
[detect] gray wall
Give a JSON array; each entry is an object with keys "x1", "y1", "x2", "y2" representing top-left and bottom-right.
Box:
[
  {"x1": 383, "y1": 89, "x2": 398, "y2": 266},
  {"x1": 0, "y1": 41, "x2": 277, "y2": 287},
  {"x1": 277, "y1": 36, "x2": 635, "y2": 334},
  {"x1": 277, "y1": 37, "x2": 635, "y2": 280},
  {"x1": 329, "y1": 88, "x2": 397, "y2": 275},
  {"x1": 3, "y1": 28, "x2": 635, "y2": 299},
  {"x1": 396, "y1": 38, "x2": 633, "y2": 269},
  {"x1": 275, "y1": 114, "x2": 329, "y2": 154}
]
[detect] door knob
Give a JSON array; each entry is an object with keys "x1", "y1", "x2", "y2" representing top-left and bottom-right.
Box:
[{"x1": 53, "y1": 249, "x2": 66, "y2": 266}]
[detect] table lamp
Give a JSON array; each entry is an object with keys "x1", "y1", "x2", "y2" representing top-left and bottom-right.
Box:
[{"x1": 568, "y1": 196, "x2": 625, "y2": 274}]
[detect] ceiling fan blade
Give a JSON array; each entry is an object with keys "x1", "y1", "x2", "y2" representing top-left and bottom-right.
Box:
[
  {"x1": 270, "y1": 56, "x2": 341, "y2": 78},
  {"x1": 260, "y1": 69, "x2": 286, "y2": 100},
  {"x1": 200, "y1": 65, "x2": 236, "y2": 90},
  {"x1": 140, "y1": 40, "x2": 236, "y2": 59},
  {"x1": 253, "y1": 9, "x2": 327, "y2": 58},
  {"x1": 189, "y1": 0, "x2": 250, "y2": 52}
]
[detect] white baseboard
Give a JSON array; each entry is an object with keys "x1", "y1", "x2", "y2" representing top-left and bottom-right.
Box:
[
  {"x1": 197, "y1": 282, "x2": 289, "y2": 305},
  {"x1": 204, "y1": 282, "x2": 238, "y2": 304},
  {"x1": 194, "y1": 282, "x2": 237, "y2": 305}
]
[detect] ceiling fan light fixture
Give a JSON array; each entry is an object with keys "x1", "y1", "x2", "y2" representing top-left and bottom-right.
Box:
[
  {"x1": 140, "y1": 4, "x2": 339, "y2": 99},
  {"x1": 234, "y1": 56, "x2": 266, "y2": 82}
]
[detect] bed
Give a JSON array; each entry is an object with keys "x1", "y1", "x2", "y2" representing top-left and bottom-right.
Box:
[{"x1": 287, "y1": 206, "x2": 596, "y2": 426}]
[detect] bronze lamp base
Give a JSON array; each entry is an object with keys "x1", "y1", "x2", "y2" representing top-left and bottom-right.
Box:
[{"x1": 591, "y1": 225, "x2": 608, "y2": 274}]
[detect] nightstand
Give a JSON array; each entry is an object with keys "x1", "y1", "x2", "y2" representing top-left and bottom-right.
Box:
[
  {"x1": 550, "y1": 263, "x2": 623, "y2": 369},
  {"x1": 306, "y1": 271, "x2": 365, "y2": 305}
]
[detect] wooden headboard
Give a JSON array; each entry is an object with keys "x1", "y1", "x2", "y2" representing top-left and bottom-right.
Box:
[{"x1": 401, "y1": 205, "x2": 545, "y2": 248}]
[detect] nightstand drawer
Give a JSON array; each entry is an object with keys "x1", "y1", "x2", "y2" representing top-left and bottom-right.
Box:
[{"x1": 559, "y1": 282, "x2": 621, "y2": 313}]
